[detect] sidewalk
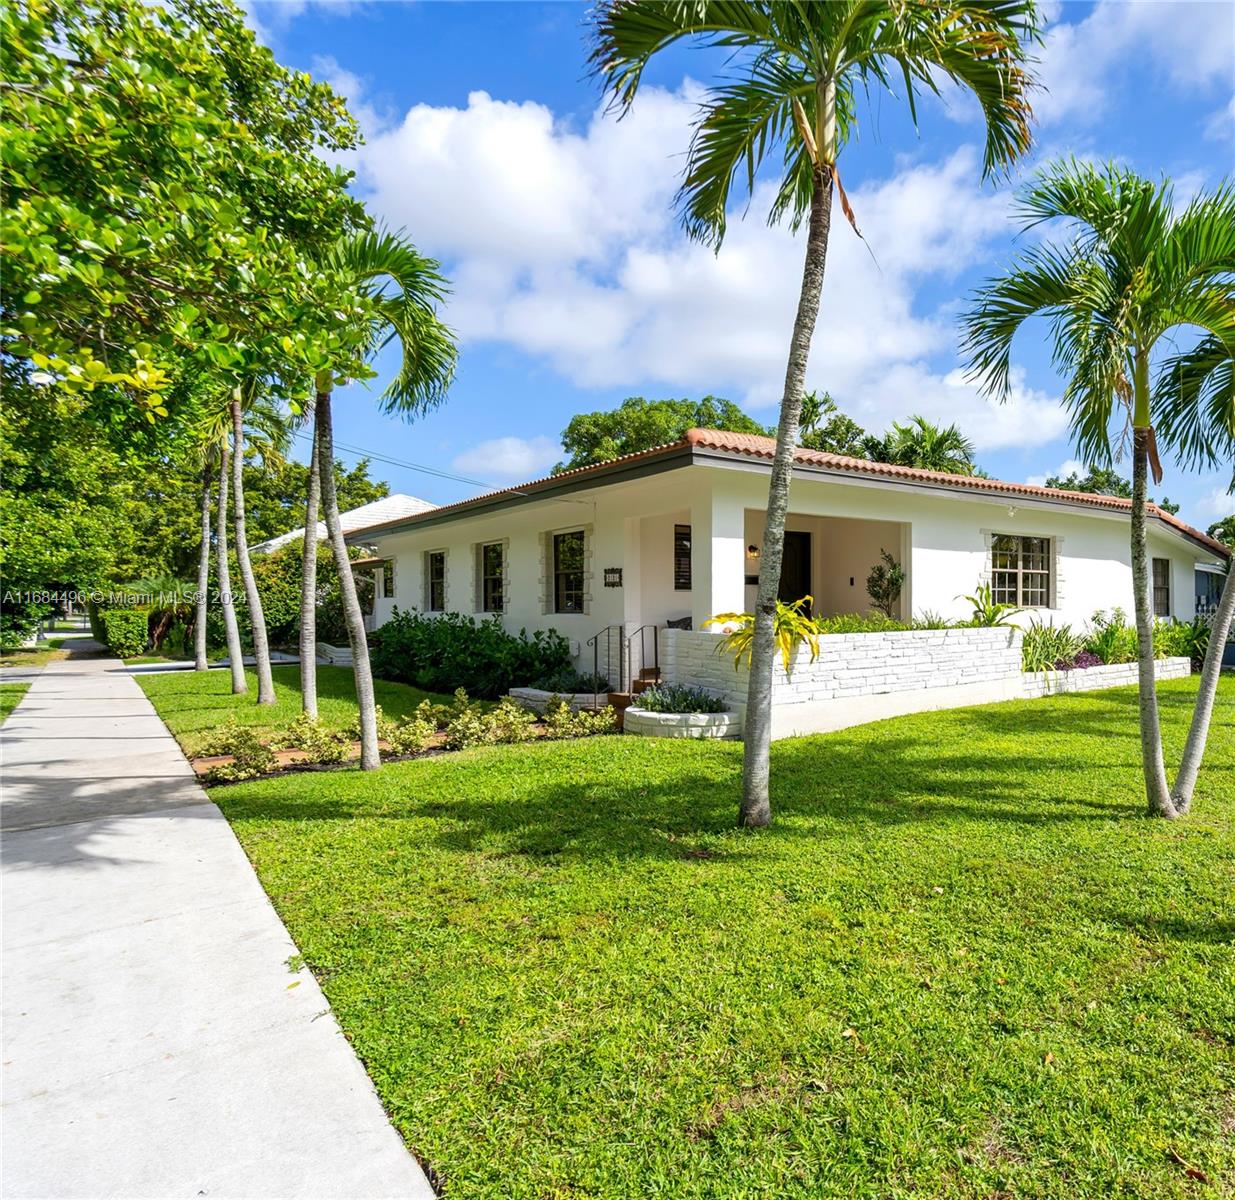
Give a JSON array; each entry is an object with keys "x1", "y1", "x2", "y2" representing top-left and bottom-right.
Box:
[{"x1": 2, "y1": 642, "x2": 434, "y2": 1199}]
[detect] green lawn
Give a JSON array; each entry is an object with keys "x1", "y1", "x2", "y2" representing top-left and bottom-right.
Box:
[
  {"x1": 0, "y1": 637, "x2": 66, "y2": 669},
  {"x1": 137, "y1": 663, "x2": 454, "y2": 757},
  {"x1": 0, "y1": 682, "x2": 30, "y2": 723},
  {"x1": 163, "y1": 676, "x2": 1234, "y2": 1198}
]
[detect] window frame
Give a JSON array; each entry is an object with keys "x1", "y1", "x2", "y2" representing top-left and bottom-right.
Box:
[
  {"x1": 673, "y1": 524, "x2": 692, "y2": 591},
  {"x1": 1152, "y1": 557, "x2": 1171, "y2": 618},
  {"x1": 552, "y1": 529, "x2": 586, "y2": 615},
  {"x1": 380, "y1": 560, "x2": 395, "y2": 600},
  {"x1": 990, "y1": 534, "x2": 1052, "y2": 608},
  {"x1": 425, "y1": 550, "x2": 446, "y2": 613},
  {"x1": 480, "y1": 541, "x2": 505, "y2": 614}
]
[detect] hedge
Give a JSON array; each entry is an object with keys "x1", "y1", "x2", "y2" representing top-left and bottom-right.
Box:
[{"x1": 100, "y1": 607, "x2": 148, "y2": 658}]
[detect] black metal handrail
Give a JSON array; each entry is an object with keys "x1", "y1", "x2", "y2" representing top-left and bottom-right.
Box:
[
  {"x1": 586, "y1": 623, "x2": 625, "y2": 707},
  {"x1": 624, "y1": 624, "x2": 660, "y2": 688}
]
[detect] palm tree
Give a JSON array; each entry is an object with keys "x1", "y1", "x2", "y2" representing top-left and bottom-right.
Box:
[
  {"x1": 299, "y1": 398, "x2": 321, "y2": 719},
  {"x1": 1157, "y1": 334, "x2": 1235, "y2": 814},
  {"x1": 964, "y1": 162, "x2": 1235, "y2": 818},
  {"x1": 884, "y1": 414, "x2": 977, "y2": 474},
  {"x1": 591, "y1": 0, "x2": 1040, "y2": 827},
  {"x1": 312, "y1": 228, "x2": 456, "y2": 769},
  {"x1": 229, "y1": 379, "x2": 290, "y2": 707}
]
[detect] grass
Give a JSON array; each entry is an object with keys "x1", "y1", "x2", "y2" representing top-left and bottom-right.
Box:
[
  {"x1": 137, "y1": 663, "x2": 456, "y2": 757},
  {"x1": 0, "y1": 637, "x2": 66, "y2": 669},
  {"x1": 153, "y1": 676, "x2": 1235, "y2": 1198},
  {"x1": 0, "y1": 682, "x2": 30, "y2": 723}
]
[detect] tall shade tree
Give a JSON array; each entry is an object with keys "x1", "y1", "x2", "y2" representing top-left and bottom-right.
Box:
[
  {"x1": 311, "y1": 229, "x2": 456, "y2": 769},
  {"x1": 198, "y1": 389, "x2": 291, "y2": 695},
  {"x1": 964, "y1": 163, "x2": 1235, "y2": 818},
  {"x1": 1156, "y1": 334, "x2": 1235, "y2": 814},
  {"x1": 883, "y1": 414, "x2": 978, "y2": 474},
  {"x1": 591, "y1": 0, "x2": 1040, "y2": 826}
]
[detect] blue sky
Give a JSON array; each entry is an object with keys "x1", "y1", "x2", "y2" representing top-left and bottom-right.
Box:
[{"x1": 247, "y1": 0, "x2": 1234, "y2": 529}]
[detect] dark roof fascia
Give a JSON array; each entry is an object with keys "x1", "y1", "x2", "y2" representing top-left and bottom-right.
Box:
[{"x1": 344, "y1": 441, "x2": 696, "y2": 541}]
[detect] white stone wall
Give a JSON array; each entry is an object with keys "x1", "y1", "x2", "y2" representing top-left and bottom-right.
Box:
[
  {"x1": 660, "y1": 626, "x2": 1023, "y2": 710},
  {"x1": 1023, "y1": 656, "x2": 1191, "y2": 697}
]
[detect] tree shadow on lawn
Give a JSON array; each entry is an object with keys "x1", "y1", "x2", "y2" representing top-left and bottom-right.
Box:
[{"x1": 219, "y1": 712, "x2": 1155, "y2": 868}]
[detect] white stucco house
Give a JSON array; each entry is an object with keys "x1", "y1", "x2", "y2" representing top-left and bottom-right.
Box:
[{"x1": 344, "y1": 428, "x2": 1226, "y2": 734}]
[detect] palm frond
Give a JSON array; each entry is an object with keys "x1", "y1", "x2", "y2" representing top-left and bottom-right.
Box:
[{"x1": 1155, "y1": 334, "x2": 1235, "y2": 471}]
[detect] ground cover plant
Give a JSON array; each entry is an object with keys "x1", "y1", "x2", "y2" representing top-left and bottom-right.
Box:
[
  {"x1": 0, "y1": 682, "x2": 30, "y2": 723},
  {"x1": 185, "y1": 676, "x2": 1235, "y2": 1199},
  {"x1": 635, "y1": 683, "x2": 729, "y2": 713}
]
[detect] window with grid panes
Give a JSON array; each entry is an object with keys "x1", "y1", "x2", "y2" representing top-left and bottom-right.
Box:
[
  {"x1": 1152, "y1": 557, "x2": 1170, "y2": 617},
  {"x1": 990, "y1": 534, "x2": 1051, "y2": 607}
]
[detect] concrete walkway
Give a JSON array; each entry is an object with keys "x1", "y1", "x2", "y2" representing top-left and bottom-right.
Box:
[{"x1": 2, "y1": 642, "x2": 434, "y2": 1199}]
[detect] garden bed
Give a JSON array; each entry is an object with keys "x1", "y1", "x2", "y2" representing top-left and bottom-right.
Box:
[
  {"x1": 508, "y1": 687, "x2": 608, "y2": 714},
  {"x1": 1023, "y1": 655, "x2": 1191, "y2": 697}
]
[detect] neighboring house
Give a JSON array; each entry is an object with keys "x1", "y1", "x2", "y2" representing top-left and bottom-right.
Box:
[
  {"x1": 344, "y1": 428, "x2": 1227, "y2": 724},
  {"x1": 1196, "y1": 560, "x2": 1228, "y2": 613},
  {"x1": 250, "y1": 494, "x2": 436, "y2": 557}
]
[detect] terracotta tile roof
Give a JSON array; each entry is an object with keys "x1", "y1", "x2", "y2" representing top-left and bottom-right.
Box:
[
  {"x1": 684, "y1": 428, "x2": 1229, "y2": 557},
  {"x1": 345, "y1": 426, "x2": 1229, "y2": 558}
]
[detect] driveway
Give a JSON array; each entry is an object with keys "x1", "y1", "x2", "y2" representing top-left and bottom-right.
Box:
[{"x1": 2, "y1": 641, "x2": 434, "y2": 1199}]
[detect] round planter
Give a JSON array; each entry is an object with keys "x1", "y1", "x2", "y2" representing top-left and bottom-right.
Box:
[{"x1": 624, "y1": 706, "x2": 741, "y2": 739}]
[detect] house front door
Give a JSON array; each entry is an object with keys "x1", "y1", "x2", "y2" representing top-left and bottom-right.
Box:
[{"x1": 779, "y1": 531, "x2": 811, "y2": 613}]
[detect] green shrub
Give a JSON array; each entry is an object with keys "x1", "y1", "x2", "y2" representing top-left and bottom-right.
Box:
[
  {"x1": 533, "y1": 667, "x2": 611, "y2": 693},
  {"x1": 197, "y1": 717, "x2": 277, "y2": 782},
  {"x1": 100, "y1": 607, "x2": 149, "y2": 658},
  {"x1": 866, "y1": 549, "x2": 905, "y2": 618},
  {"x1": 345, "y1": 704, "x2": 399, "y2": 744},
  {"x1": 959, "y1": 583, "x2": 1019, "y2": 627},
  {"x1": 635, "y1": 684, "x2": 728, "y2": 714},
  {"x1": 444, "y1": 695, "x2": 538, "y2": 749},
  {"x1": 1155, "y1": 617, "x2": 1208, "y2": 667},
  {"x1": 542, "y1": 696, "x2": 618, "y2": 739},
  {"x1": 911, "y1": 610, "x2": 952, "y2": 630},
  {"x1": 815, "y1": 612, "x2": 910, "y2": 634},
  {"x1": 704, "y1": 596, "x2": 821, "y2": 671},
  {"x1": 1084, "y1": 609, "x2": 1137, "y2": 665},
  {"x1": 277, "y1": 713, "x2": 349, "y2": 764},
  {"x1": 1021, "y1": 619, "x2": 1083, "y2": 673},
  {"x1": 386, "y1": 713, "x2": 439, "y2": 757},
  {"x1": 370, "y1": 609, "x2": 571, "y2": 699}
]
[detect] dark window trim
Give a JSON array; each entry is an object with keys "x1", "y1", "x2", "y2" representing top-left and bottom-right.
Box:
[
  {"x1": 1152, "y1": 557, "x2": 1171, "y2": 617},
  {"x1": 673, "y1": 524, "x2": 692, "y2": 590},
  {"x1": 481, "y1": 541, "x2": 504, "y2": 613},
  {"x1": 552, "y1": 529, "x2": 585, "y2": 614},
  {"x1": 990, "y1": 533, "x2": 1052, "y2": 608},
  {"x1": 426, "y1": 550, "x2": 446, "y2": 613}
]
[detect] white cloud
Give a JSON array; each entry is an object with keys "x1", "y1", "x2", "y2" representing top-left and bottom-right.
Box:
[
  {"x1": 1027, "y1": 458, "x2": 1086, "y2": 488},
  {"x1": 338, "y1": 79, "x2": 1068, "y2": 450},
  {"x1": 451, "y1": 435, "x2": 561, "y2": 483},
  {"x1": 1196, "y1": 478, "x2": 1235, "y2": 520},
  {"x1": 1036, "y1": 0, "x2": 1235, "y2": 125},
  {"x1": 1205, "y1": 95, "x2": 1235, "y2": 142}
]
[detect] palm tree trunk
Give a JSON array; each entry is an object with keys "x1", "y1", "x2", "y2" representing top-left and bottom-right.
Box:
[
  {"x1": 1131, "y1": 425, "x2": 1173, "y2": 817},
  {"x1": 216, "y1": 443, "x2": 247, "y2": 695},
  {"x1": 1170, "y1": 561, "x2": 1235, "y2": 814},
  {"x1": 194, "y1": 464, "x2": 212, "y2": 672},
  {"x1": 315, "y1": 386, "x2": 380, "y2": 769},
  {"x1": 299, "y1": 405, "x2": 321, "y2": 718},
  {"x1": 740, "y1": 163, "x2": 833, "y2": 828},
  {"x1": 231, "y1": 395, "x2": 276, "y2": 706}
]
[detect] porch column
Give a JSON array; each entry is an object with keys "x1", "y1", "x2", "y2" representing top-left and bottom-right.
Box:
[
  {"x1": 622, "y1": 514, "x2": 643, "y2": 631},
  {"x1": 691, "y1": 488, "x2": 746, "y2": 629}
]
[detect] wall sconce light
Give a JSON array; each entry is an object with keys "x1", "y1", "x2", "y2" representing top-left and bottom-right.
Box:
[
  {"x1": 747, "y1": 544, "x2": 761, "y2": 559},
  {"x1": 1007, "y1": 505, "x2": 1018, "y2": 518}
]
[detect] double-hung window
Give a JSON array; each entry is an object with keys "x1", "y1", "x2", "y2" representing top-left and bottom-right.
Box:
[
  {"x1": 480, "y1": 542, "x2": 504, "y2": 613},
  {"x1": 1152, "y1": 557, "x2": 1171, "y2": 617},
  {"x1": 990, "y1": 534, "x2": 1051, "y2": 607},
  {"x1": 425, "y1": 550, "x2": 446, "y2": 612},
  {"x1": 552, "y1": 530, "x2": 585, "y2": 614}
]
